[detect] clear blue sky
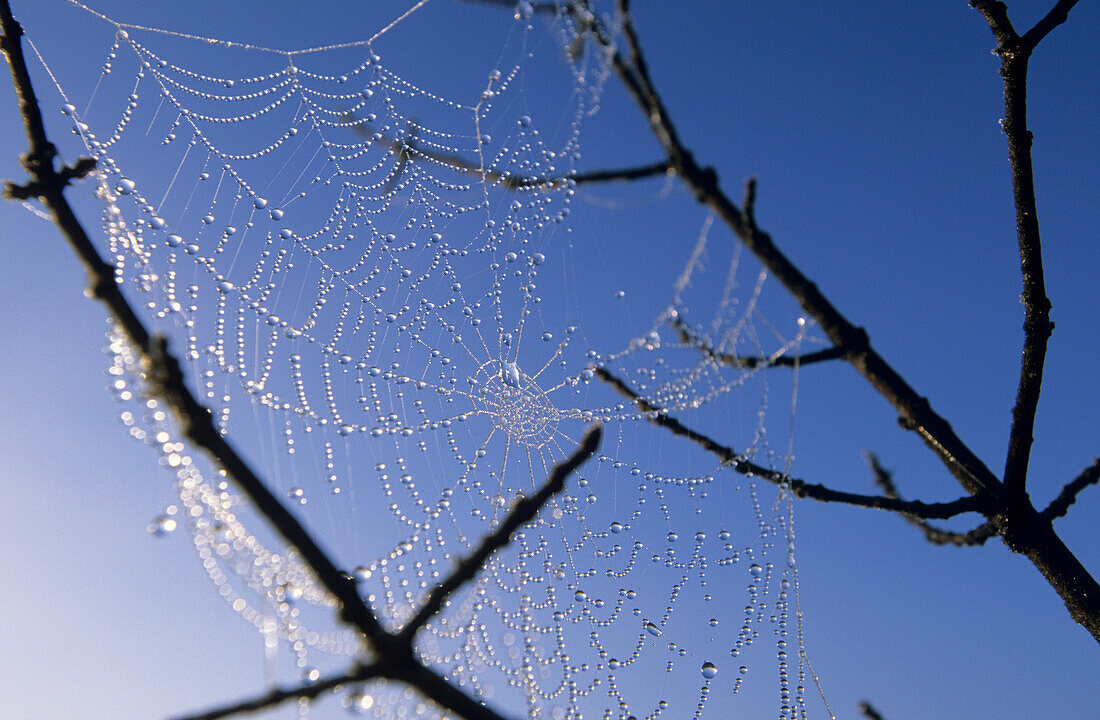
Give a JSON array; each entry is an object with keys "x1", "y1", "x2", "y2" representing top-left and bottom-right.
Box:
[{"x1": 1, "y1": 1, "x2": 1097, "y2": 719}]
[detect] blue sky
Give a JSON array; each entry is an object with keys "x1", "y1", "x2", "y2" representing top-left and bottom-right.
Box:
[{"x1": 1, "y1": 1, "x2": 1097, "y2": 719}]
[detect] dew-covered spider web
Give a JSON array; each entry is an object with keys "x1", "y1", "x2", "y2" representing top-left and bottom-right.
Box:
[{"x1": 25, "y1": 1, "x2": 831, "y2": 718}]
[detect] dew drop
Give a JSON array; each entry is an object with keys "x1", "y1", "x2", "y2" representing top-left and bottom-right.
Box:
[
  {"x1": 252, "y1": 197, "x2": 268, "y2": 209},
  {"x1": 514, "y1": 0, "x2": 534, "y2": 21},
  {"x1": 701, "y1": 662, "x2": 718, "y2": 679},
  {"x1": 645, "y1": 621, "x2": 662, "y2": 637},
  {"x1": 502, "y1": 361, "x2": 521, "y2": 387},
  {"x1": 116, "y1": 177, "x2": 136, "y2": 195},
  {"x1": 610, "y1": 522, "x2": 623, "y2": 534},
  {"x1": 147, "y1": 515, "x2": 177, "y2": 536},
  {"x1": 749, "y1": 564, "x2": 763, "y2": 577},
  {"x1": 166, "y1": 234, "x2": 183, "y2": 247}
]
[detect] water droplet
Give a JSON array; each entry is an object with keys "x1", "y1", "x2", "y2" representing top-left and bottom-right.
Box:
[
  {"x1": 514, "y1": 0, "x2": 534, "y2": 21},
  {"x1": 252, "y1": 197, "x2": 268, "y2": 209},
  {"x1": 574, "y1": 589, "x2": 587, "y2": 602},
  {"x1": 337, "y1": 424, "x2": 354, "y2": 436},
  {"x1": 287, "y1": 487, "x2": 306, "y2": 504},
  {"x1": 749, "y1": 564, "x2": 763, "y2": 577},
  {"x1": 216, "y1": 280, "x2": 234, "y2": 293},
  {"x1": 345, "y1": 692, "x2": 374, "y2": 713},
  {"x1": 502, "y1": 361, "x2": 521, "y2": 387},
  {"x1": 531, "y1": 252, "x2": 545, "y2": 265},
  {"x1": 116, "y1": 178, "x2": 135, "y2": 195},
  {"x1": 269, "y1": 208, "x2": 284, "y2": 221},
  {"x1": 610, "y1": 522, "x2": 623, "y2": 534},
  {"x1": 645, "y1": 621, "x2": 662, "y2": 637},
  {"x1": 147, "y1": 515, "x2": 177, "y2": 536},
  {"x1": 701, "y1": 662, "x2": 718, "y2": 679},
  {"x1": 166, "y1": 234, "x2": 183, "y2": 247},
  {"x1": 202, "y1": 213, "x2": 215, "y2": 225},
  {"x1": 517, "y1": 114, "x2": 532, "y2": 127}
]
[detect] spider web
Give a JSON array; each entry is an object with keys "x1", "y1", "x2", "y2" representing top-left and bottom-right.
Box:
[{"x1": 27, "y1": 1, "x2": 827, "y2": 718}]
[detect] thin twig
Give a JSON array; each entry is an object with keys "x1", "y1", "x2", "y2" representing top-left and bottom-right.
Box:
[
  {"x1": 866, "y1": 453, "x2": 997, "y2": 547},
  {"x1": 672, "y1": 315, "x2": 844, "y2": 369},
  {"x1": 858, "y1": 701, "x2": 886, "y2": 720},
  {"x1": 400, "y1": 425, "x2": 601, "y2": 641},
  {"x1": 345, "y1": 113, "x2": 670, "y2": 189},
  {"x1": 969, "y1": 0, "x2": 1071, "y2": 543},
  {"x1": 1041, "y1": 458, "x2": 1100, "y2": 522},
  {"x1": 596, "y1": 368, "x2": 989, "y2": 519},
  {"x1": 172, "y1": 664, "x2": 382, "y2": 720}
]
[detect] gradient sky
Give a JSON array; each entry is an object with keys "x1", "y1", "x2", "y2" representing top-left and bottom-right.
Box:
[{"x1": 1, "y1": 2, "x2": 1097, "y2": 720}]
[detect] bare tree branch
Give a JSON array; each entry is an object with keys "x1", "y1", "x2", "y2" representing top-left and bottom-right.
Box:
[
  {"x1": 171, "y1": 664, "x2": 383, "y2": 720},
  {"x1": 399, "y1": 424, "x2": 602, "y2": 641},
  {"x1": 968, "y1": 0, "x2": 1073, "y2": 545},
  {"x1": 866, "y1": 454, "x2": 997, "y2": 547},
  {"x1": 345, "y1": 113, "x2": 670, "y2": 189},
  {"x1": 672, "y1": 315, "x2": 845, "y2": 369},
  {"x1": 858, "y1": 701, "x2": 886, "y2": 720},
  {"x1": 595, "y1": 368, "x2": 989, "y2": 519},
  {"x1": 1022, "y1": 0, "x2": 1081, "y2": 49},
  {"x1": 1041, "y1": 457, "x2": 1100, "y2": 522}
]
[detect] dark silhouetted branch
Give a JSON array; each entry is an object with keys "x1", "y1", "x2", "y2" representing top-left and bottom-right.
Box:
[
  {"x1": 596, "y1": 367, "x2": 989, "y2": 519},
  {"x1": 1022, "y1": 0, "x2": 1081, "y2": 49},
  {"x1": 858, "y1": 701, "x2": 886, "y2": 720},
  {"x1": 672, "y1": 315, "x2": 844, "y2": 369},
  {"x1": 969, "y1": 0, "x2": 1072, "y2": 546},
  {"x1": 172, "y1": 664, "x2": 383, "y2": 720},
  {"x1": 1041, "y1": 458, "x2": 1100, "y2": 522},
  {"x1": 866, "y1": 453, "x2": 997, "y2": 547}
]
